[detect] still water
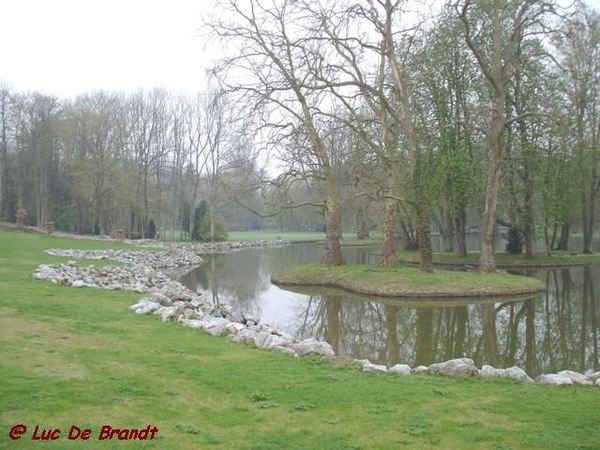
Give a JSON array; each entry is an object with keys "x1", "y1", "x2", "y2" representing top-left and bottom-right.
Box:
[{"x1": 179, "y1": 243, "x2": 599, "y2": 377}]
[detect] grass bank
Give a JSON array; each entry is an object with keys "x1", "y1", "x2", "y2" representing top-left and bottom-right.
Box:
[
  {"x1": 227, "y1": 230, "x2": 383, "y2": 246},
  {"x1": 398, "y1": 250, "x2": 600, "y2": 267},
  {"x1": 1, "y1": 231, "x2": 599, "y2": 449},
  {"x1": 272, "y1": 264, "x2": 544, "y2": 298}
]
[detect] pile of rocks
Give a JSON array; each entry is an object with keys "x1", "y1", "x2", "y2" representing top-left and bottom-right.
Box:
[
  {"x1": 44, "y1": 248, "x2": 203, "y2": 269},
  {"x1": 34, "y1": 261, "x2": 197, "y2": 298},
  {"x1": 33, "y1": 248, "x2": 335, "y2": 359},
  {"x1": 355, "y1": 358, "x2": 600, "y2": 387},
  {"x1": 130, "y1": 239, "x2": 290, "y2": 254}
]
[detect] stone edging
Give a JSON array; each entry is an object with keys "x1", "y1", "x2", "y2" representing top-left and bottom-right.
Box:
[{"x1": 354, "y1": 358, "x2": 600, "y2": 388}]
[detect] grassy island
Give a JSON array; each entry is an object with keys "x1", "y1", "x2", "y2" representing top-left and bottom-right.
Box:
[{"x1": 271, "y1": 263, "x2": 545, "y2": 298}]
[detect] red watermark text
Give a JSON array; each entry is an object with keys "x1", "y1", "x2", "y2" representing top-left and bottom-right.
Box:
[{"x1": 8, "y1": 423, "x2": 159, "y2": 441}]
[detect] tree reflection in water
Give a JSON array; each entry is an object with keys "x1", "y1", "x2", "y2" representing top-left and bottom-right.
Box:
[{"x1": 178, "y1": 244, "x2": 600, "y2": 377}]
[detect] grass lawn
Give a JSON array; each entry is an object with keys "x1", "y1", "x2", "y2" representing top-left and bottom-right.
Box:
[
  {"x1": 271, "y1": 263, "x2": 544, "y2": 298},
  {"x1": 1, "y1": 231, "x2": 599, "y2": 449}
]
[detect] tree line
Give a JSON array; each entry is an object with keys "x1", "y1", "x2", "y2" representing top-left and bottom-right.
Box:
[
  {"x1": 0, "y1": 87, "x2": 265, "y2": 241},
  {"x1": 1, "y1": 0, "x2": 599, "y2": 274}
]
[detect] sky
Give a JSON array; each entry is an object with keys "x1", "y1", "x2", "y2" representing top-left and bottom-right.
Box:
[
  {"x1": 0, "y1": 0, "x2": 216, "y2": 98},
  {"x1": 1, "y1": 0, "x2": 599, "y2": 99}
]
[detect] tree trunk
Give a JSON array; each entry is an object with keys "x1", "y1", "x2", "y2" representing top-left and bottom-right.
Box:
[
  {"x1": 418, "y1": 189, "x2": 434, "y2": 273},
  {"x1": 522, "y1": 146, "x2": 536, "y2": 259},
  {"x1": 355, "y1": 208, "x2": 369, "y2": 240},
  {"x1": 0, "y1": 103, "x2": 6, "y2": 220},
  {"x1": 582, "y1": 186, "x2": 595, "y2": 253},
  {"x1": 454, "y1": 206, "x2": 467, "y2": 257},
  {"x1": 379, "y1": 164, "x2": 400, "y2": 266},
  {"x1": 322, "y1": 192, "x2": 344, "y2": 266},
  {"x1": 556, "y1": 222, "x2": 570, "y2": 251},
  {"x1": 188, "y1": 199, "x2": 195, "y2": 241},
  {"x1": 479, "y1": 91, "x2": 505, "y2": 273},
  {"x1": 442, "y1": 211, "x2": 454, "y2": 253}
]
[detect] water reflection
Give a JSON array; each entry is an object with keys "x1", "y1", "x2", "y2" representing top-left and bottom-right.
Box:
[{"x1": 179, "y1": 243, "x2": 600, "y2": 377}]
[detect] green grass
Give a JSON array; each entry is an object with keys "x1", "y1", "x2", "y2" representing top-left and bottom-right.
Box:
[
  {"x1": 1, "y1": 230, "x2": 599, "y2": 449},
  {"x1": 272, "y1": 263, "x2": 544, "y2": 298},
  {"x1": 398, "y1": 250, "x2": 600, "y2": 267}
]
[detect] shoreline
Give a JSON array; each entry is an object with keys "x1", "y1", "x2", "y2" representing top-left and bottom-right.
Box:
[
  {"x1": 31, "y1": 246, "x2": 598, "y2": 388},
  {"x1": 22, "y1": 236, "x2": 599, "y2": 389}
]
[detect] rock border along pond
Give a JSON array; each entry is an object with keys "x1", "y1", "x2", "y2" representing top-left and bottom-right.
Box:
[{"x1": 32, "y1": 242, "x2": 600, "y2": 388}]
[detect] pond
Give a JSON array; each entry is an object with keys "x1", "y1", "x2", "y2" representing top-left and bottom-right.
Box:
[{"x1": 178, "y1": 243, "x2": 600, "y2": 377}]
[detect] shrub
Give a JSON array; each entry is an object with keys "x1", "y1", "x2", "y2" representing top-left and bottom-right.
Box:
[
  {"x1": 147, "y1": 218, "x2": 156, "y2": 239},
  {"x1": 504, "y1": 227, "x2": 524, "y2": 255}
]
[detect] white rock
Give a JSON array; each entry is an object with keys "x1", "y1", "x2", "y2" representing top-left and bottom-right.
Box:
[
  {"x1": 412, "y1": 365, "x2": 429, "y2": 374},
  {"x1": 200, "y1": 317, "x2": 230, "y2": 337},
  {"x1": 160, "y1": 307, "x2": 180, "y2": 322},
  {"x1": 389, "y1": 364, "x2": 412, "y2": 375},
  {"x1": 557, "y1": 370, "x2": 593, "y2": 386},
  {"x1": 181, "y1": 319, "x2": 204, "y2": 330},
  {"x1": 190, "y1": 297, "x2": 204, "y2": 308},
  {"x1": 363, "y1": 363, "x2": 388, "y2": 373},
  {"x1": 226, "y1": 322, "x2": 246, "y2": 335},
  {"x1": 272, "y1": 346, "x2": 296, "y2": 356},
  {"x1": 429, "y1": 358, "x2": 478, "y2": 377},
  {"x1": 505, "y1": 366, "x2": 533, "y2": 382},
  {"x1": 353, "y1": 359, "x2": 372, "y2": 367},
  {"x1": 72, "y1": 280, "x2": 85, "y2": 288},
  {"x1": 148, "y1": 292, "x2": 173, "y2": 306},
  {"x1": 276, "y1": 331, "x2": 296, "y2": 344},
  {"x1": 293, "y1": 338, "x2": 335, "y2": 357},
  {"x1": 254, "y1": 331, "x2": 273, "y2": 349},
  {"x1": 133, "y1": 282, "x2": 147, "y2": 293},
  {"x1": 595, "y1": 379, "x2": 600, "y2": 388},
  {"x1": 480, "y1": 365, "x2": 506, "y2": 378},
  {"x1": 259, "y1": 334, "x2": 289, "y2": 350},
  {"x1": 132, "y1": 301, "x2": 162, "y2": 314},
  {"x1": 536, "y1": 373, "x2": 573, "y2": 385},
  {"x1": 232, "y1": 328, "x2": 258, "y2": 345},
  {"x1": 587, "y1": 371, "x2": 600, "y2": 382}
]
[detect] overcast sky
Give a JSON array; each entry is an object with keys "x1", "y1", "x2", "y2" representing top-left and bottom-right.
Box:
[
  {"x1": 1, "y1": 0, "x2": 599, "y2": 99},
  {"x1": 0, "y1": 0, "x2": 215, "y2": 98}
]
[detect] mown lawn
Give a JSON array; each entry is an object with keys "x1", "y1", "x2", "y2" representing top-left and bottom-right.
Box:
[
  {"x1": 272, "y1": 263, "x2": 544, "y2": 297},
  {"x1": 1, "y1": 231, "x2": 599, "y2": 450}
]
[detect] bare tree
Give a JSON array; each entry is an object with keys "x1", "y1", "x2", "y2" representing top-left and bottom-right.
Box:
[
  {"x1": 0, "y1": 83, "x2": 11, "y2": 220},
  {"x1": 128, "y1": 89, "x2": 171, "y2": 237},
  {"x1": 317, "y1": 0, "x2": 435, "y2": 270},
  {"x1": 205, "y1": 0, "x2": 346, "y2": 265},
  {"x1": 65, "y1": 91, "x2": 128, "y2": 234}
]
